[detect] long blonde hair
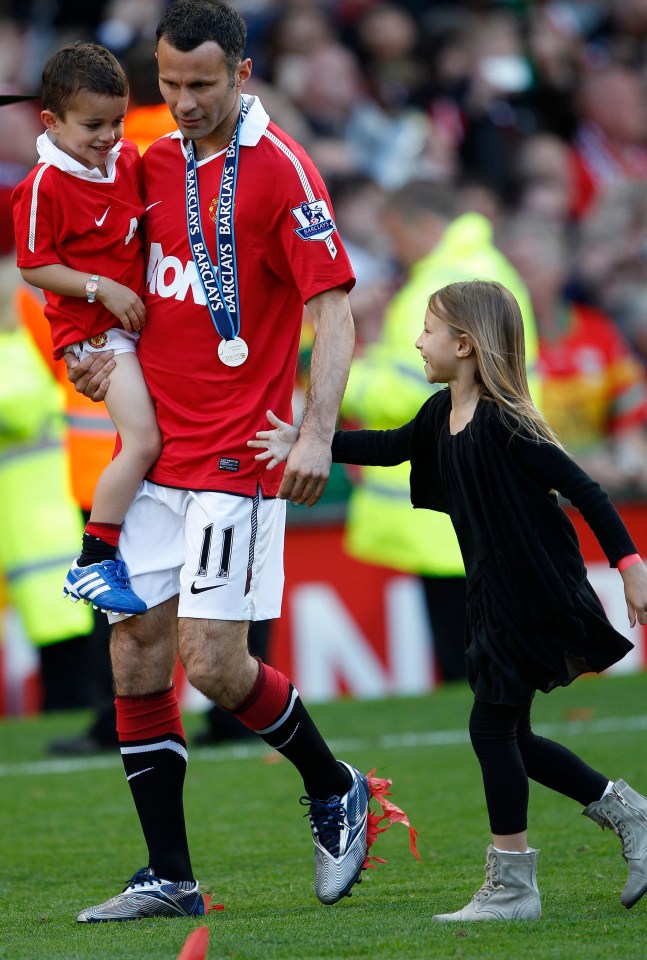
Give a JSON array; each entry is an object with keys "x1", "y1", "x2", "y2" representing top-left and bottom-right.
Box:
[{"x1": 429, "y1": 279, "x2": 562, "y2": 447}]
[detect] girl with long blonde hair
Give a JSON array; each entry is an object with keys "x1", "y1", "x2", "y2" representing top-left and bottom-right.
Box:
[{"x1": 251, "y1": 279, "x2": 647, "y2": 922}]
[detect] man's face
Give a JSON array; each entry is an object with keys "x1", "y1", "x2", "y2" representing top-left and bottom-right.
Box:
[{"x1": 156, "y1": 37, "x2": 250, "y2": 143}]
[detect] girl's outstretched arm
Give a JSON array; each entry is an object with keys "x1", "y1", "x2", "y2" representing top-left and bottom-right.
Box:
[
  {"x1": 332, "y1": 420, "x2": 414, "y2": 466},
  {"x1": 248, "y1": 409, "x2": 299, "y2": 470},
  {"x1": 250, "y1": 410, "x2": 416, "y2": 471}
]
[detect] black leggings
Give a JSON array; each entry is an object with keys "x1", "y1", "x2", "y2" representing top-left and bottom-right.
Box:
[{"x1": 469, "y1": 699, "x2": 609, "y2": 835}]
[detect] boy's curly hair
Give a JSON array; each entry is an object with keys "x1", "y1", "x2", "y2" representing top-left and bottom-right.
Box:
[{"x1": 41, "y1": 42, "x2": 128, "y2": 117}]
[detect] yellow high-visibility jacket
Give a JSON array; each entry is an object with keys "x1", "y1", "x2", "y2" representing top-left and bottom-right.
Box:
[
  {"x1": 0, "y1": 327, "x2": 92, "y2": 644},
  {"x1": 17, "y1": 284, "x2": 115, "y2": 512},
  {"x1": 340, "y1": 213, "x2": 540, "y2": 577}
]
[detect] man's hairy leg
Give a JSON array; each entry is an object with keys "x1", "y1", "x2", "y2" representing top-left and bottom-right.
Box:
[
  {"x1": 112, "y1": 596, "x2": 179, "y2": 695},
  {"x1": 179, "y1": 617, "x2": 257, "y2": 707}
]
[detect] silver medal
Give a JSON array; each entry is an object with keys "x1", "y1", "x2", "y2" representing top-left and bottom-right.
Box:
[{"x1": 218, "y1": 336, "x2": 248, "y2": 367}]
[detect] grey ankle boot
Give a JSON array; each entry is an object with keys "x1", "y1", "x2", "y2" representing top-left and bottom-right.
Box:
[
  {"x1": 432, "y1": 845, "x2": 541, "y2": 921},
  {"x1": 583, "y1": 779, "x2": 647, "y2": 909}
]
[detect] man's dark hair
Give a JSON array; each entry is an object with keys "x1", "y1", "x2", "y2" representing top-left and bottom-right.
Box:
[
  {"x1": 156, "y1": 0, "x2": 247, "y2": 77},
  {"x1": 41, "y1": 42, "x2": 128, "y2": 117}
]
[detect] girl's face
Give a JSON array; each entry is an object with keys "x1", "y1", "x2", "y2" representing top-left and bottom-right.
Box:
[
  {"x1": 415, "y1": 306, "x2": 463, "y2": 383},
  {"x1": 42, "y1": 90, "x2": 127, "y2": 172}
]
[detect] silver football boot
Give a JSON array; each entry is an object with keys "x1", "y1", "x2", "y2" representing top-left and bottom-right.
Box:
[{"x1": 301, "y1": 761, "x2": 370, "y2": 905}]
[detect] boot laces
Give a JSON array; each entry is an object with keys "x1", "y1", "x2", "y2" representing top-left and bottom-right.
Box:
[
  {"x1": 123, "y1": 867, "x2": 160, "y2": 891},
  {"x1": 474, "y1": 851, "x2": 504, "y2": 901},
  {"x1": 607, "y1": 813, "x2": 632, "y2": 855},
  {"x1": 301, "y1": 795, "x2": 345, "y2": 857},
  {"x1": 103, "y1": 559, "x2": 131, "y2": 589}
]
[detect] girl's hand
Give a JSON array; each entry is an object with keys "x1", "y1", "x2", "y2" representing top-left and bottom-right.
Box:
[
  {"x1": 248, "y1": 409, "x2": 299, "y2": 470},
  {"x1": 96, "y1": 278, "x2": 146, "y2": 332},
  {"x1": 621, "y1": 560, "x2": 647, "y2": 627}
]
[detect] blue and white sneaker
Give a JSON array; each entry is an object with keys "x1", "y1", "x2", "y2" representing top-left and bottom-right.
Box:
[
  {"x1": 77, "y1": 867, "x2": 204, "y2": 922},
  {"x1": 63, "y1": 559, "x2": 147, "y2": 616},
  {"x1": 301, "y1": 761, "x2": 370, "y2": 905}
]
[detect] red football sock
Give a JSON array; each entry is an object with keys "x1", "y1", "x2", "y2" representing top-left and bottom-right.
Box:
[
  {"x1": 232, "y1": 659, "x2": 290, "y2": 731},
  {"x1": 116, "y1": 686, "x2": 185, "y2": 742},
  {"x1": 85, "y1": 521, "x2": 122, "y2": 547}
]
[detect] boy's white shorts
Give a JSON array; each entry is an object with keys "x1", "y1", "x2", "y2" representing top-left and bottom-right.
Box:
[
  {"x1": 66, "y1": 327, "x2": 139, "y2": 361},
  {"x1": 108, "y1": 480, "x2": 286, "y2": 624}
]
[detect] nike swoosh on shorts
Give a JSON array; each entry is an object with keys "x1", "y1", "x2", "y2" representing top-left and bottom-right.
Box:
[{"x1": 190, "y1": 582, "x2": 226, "y2": 594}]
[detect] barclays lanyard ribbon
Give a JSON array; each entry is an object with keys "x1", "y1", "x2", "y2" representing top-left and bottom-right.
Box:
[{"x1": 185, "y1": 97, "x2": 250, "y2": 366}]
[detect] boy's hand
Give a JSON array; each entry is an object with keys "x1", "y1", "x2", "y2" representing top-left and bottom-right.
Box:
[
  {"x1": 63, "y1": 349, "x2": 114, "y2": 401},
  {"x1": 621, "y1": 560, "x2": 647, "y2": 627},
  {"x1": 248, "y1": 409, "x2": 299, "y2": 470},
  {"x1": 96, "y1": 278, "x2": 146, "y2": 332}
]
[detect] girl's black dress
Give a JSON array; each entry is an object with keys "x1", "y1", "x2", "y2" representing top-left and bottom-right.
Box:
[{"x1": 332, "y1": 389, "x2": 635, "y2": 706}]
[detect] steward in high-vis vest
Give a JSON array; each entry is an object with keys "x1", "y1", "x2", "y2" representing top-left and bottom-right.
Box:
[
  {"x1": 0, "y1": 268, "x2": 92, "y2": 651},
  {"x1": 16, "y1": 283, "x2": 116, "y2": 513},
  {"x1": 340, "y1": 194, "x2": 540, "y2": 682},
  {"x1": 17, "y1": 281, "x2": 121, "y2": 738}
]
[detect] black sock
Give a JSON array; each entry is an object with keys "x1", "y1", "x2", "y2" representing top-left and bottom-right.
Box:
[
  {"x1": 120, "y1": 734, "x2": 194, "y2": 882},
  {"x1": 259, "y1": 689, "x2": 352, "y2": 800},
  {"x1": 116, "y1": 689, "x2": 194, "y2": 882},
  {"x1": 78, "y1": 533, "x2": 117, "y2": 567}
]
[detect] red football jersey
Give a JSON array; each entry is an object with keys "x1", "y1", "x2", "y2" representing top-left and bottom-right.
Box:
[
  {"x1": 12, "y1": 138, "x2": 145, "y2": 359},
  {"x1": 139, "y1": 96, "x2": 355, "y2": 496}
]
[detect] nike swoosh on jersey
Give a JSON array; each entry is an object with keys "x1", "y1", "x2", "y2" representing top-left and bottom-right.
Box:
[
  {"x1": 146, "y1": 200, "x2": 162, "y2": 211},
  {"x1": 190, "y1": 582, "x2": 226, "y2": 594},
  {"x1": 95, "y1": 206, "x2": 110, "y2": 227}
]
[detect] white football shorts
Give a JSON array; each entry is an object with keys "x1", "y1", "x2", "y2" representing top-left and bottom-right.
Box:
[
  {"x1": 108, "y1": 480, "x2": 286, "y2": 624},
  {"x1": 67, "y1": 327, "x2": 139, "y2": 361}
]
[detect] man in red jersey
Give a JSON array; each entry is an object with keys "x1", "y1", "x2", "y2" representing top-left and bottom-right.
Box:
[{"x1": 70, "y1": 0, "x2": 372, "y2": 922}]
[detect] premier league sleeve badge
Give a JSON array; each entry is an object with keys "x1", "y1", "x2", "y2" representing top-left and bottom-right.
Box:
[{"x1": 291, "y1": 199, "x2": 337, "y2": 242}]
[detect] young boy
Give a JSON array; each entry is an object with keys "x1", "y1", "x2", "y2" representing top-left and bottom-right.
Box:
[{"x1": 12, "y1": 41, "x2": 161, "y2": 616}]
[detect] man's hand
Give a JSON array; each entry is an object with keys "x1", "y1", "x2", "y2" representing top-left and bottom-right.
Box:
[
  {"x1": 63, "y1": 349, "x2": 115, "y2": 401},
  {"x1": 278, "y1": 434, "x2": 332, "y2": 507}
]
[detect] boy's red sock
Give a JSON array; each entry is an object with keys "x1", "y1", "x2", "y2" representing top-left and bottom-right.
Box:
[{"x1": 85, "y1": 521, "x2": 122, "y2": 546}]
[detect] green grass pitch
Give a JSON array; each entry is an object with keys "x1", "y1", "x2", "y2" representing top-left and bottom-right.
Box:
[{"x1": 2, "y1": 672, "x2": 647, "y2": 960}]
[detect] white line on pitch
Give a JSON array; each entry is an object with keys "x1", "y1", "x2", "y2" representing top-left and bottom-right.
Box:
[{"x1": 1, "y1": 713, "x2": 647, "y2": 779}]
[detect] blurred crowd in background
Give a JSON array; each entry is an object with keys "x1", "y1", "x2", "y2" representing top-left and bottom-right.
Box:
[
  {"x1": 4, "y1": 0, "x2": 647, "y2": 723},
  {"x1": 4, "y1": 0, "x2": 647, "y2": 489}
]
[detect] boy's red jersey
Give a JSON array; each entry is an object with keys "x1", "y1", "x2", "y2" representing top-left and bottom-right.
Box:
[{"x1": 12, "y1": 139, "x2": 145, "y2": 359}]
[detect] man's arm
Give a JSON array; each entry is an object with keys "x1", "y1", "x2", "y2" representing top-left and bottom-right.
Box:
[{"x1": 278, "y1": 286, "x2": 355, "y2": 506}]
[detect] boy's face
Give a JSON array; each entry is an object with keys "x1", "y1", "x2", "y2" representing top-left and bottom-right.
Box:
[{"x1": 42, "y1": 90, "x2": 128, "y2": 171}]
